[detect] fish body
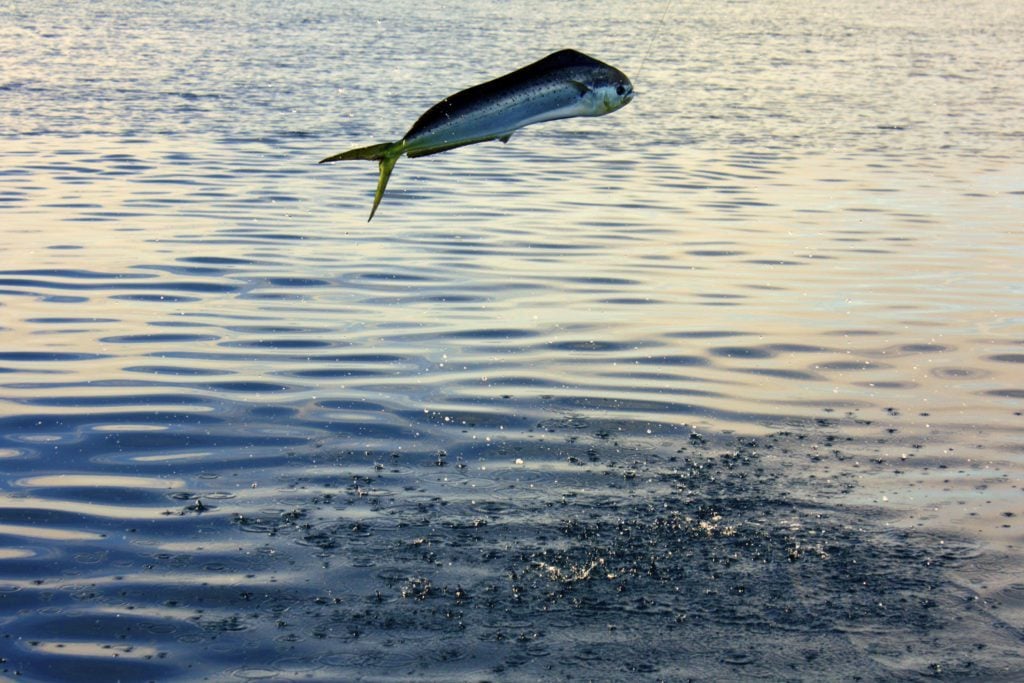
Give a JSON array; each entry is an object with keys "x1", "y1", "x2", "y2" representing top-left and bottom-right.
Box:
[{"x1": 319, "y1": 49, "x2": 633, "y2": 221}]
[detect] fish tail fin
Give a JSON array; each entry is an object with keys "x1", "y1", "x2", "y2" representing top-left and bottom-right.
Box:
[
  {"x1": 369, "y1": 150, "x2": 401, "y2": 222},
  {"x1": 319, "y1": 141, "x2": 405, "y2": 222},
  {"x1": 318, "y1": 141, "x2": 397, "y2": 164}
]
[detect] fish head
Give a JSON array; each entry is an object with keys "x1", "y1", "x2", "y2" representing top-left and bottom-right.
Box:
[{"x1": 585, "y1": 66, "x2": 634, "y2": 115}]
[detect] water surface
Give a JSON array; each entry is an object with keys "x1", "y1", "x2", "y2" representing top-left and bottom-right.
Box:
[{"x1": 1, "y1": 1, "x2": 1023, "y2": 680}]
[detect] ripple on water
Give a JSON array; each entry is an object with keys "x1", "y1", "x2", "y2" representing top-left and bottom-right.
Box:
[
  {"x1": 19, "y1": 393, "x2": 209, "y2": 408},
  {"x1": 201, "y1": 381, "x2": 294, "y2": 394},
  {"x1": 547, "y1": 340, "x2": 637, "y2": 352},
  {"x1": 11, "y1": 611, "x2": 187, "y2": 681},
  {"x1": 99, "y1": 333, "x2": 220, "y2": 344},
  {"x1": 986, "y1": 388, "x2": 1024, "y2": 399},
  {"x1": 0, "y1": 351, "x2": 110, "y2": 362},
  {"x1": 281, "y1": 368, "x2": 386, "y2": 379},
  {"x1": 123, "y1": 365, "x2": 229, "y2": 377},
  {"x1": 110, "y1": 294, "x2": 200, "y2": 303},
  {"x1": 221, "y1": 339, "x2": 334, "y2": 349},
  {"x1": 630, "y1": 354, "x2": 710, "y2": 367},
  {"x1": 740, "y1": 368, "x2": 824, "y2": 380},
  {"x1": 816, "y1": 360, "x2": 892, "y2": 371},
  {"x1": 988, "y1": 353, "x2": 1024, "y2": 364},
  {"x1": 449, "y1": 328, "x2": 540, "y2": 341},
  {"x1": 17, "y1": 475, "x2": 185, "y2": 490},
  {"x1": 931, "y1": 366, "x2": 990, "y2": 379},
  {"x1": 709, "y1": 346, "x2": 777, "y2": 359}
]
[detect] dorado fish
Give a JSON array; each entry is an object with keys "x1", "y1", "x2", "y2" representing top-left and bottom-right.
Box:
[{"x1": 319, "y1": 49, "x2": 634, "y2": 221}]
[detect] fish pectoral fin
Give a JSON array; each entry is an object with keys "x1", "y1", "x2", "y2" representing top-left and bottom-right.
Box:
[
  {"x1": 569, "y1": 80, "x2": 591, "y2": 96},
  {"x1": 498, "y1": 133, "x2": 513, "y2": 144}
]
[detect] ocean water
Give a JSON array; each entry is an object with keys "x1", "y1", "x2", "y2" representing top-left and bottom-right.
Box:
[{"x1": 1, "y1": 1, "x2": 1023, "y2": 680}]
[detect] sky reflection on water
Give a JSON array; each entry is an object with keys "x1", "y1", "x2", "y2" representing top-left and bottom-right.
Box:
[{"x1": 1, "y1": 1, "x2": 1023, "y2": 680}]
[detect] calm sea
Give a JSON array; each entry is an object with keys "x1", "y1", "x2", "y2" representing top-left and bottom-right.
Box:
[{"x1": 1, "y1": 1, "x2": 1022, "y2": 680}]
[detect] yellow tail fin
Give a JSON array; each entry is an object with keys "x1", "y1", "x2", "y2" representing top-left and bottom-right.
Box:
[{"x1": 319, "y1": 141, "x2": 405, "y2": 221}]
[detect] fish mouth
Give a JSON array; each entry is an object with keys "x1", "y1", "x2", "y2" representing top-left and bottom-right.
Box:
[{"x1": 622, "y1": 83, "x2": 635, "y2": 104}]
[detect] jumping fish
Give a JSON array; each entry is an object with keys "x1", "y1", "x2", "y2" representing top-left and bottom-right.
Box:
[{"x1": 318, "y1": 49, "x2": 634, "y2": 221}]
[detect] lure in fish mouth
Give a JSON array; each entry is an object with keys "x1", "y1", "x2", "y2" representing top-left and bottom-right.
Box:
[{"x1": 318, "y1": 49, "x2": 634, "y2": 221}]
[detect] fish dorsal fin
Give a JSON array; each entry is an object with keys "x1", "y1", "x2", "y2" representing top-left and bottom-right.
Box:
[{"x1": 536, "y1": 49, "x2": 611, "y2": 71}]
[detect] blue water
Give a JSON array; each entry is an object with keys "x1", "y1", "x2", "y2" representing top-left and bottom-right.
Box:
[{"x1": 2, "y1": 1, "x2": 1023, "y2": 680}]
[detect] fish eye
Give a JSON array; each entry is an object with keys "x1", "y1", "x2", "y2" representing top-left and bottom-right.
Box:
[{"x1": 616, "y1": 85, "x2": 626, "y2": 96}]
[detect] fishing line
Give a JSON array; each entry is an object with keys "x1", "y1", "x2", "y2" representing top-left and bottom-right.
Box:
[{"x1": 634, "y1": 0, "x2": 676, "y2": 84}]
